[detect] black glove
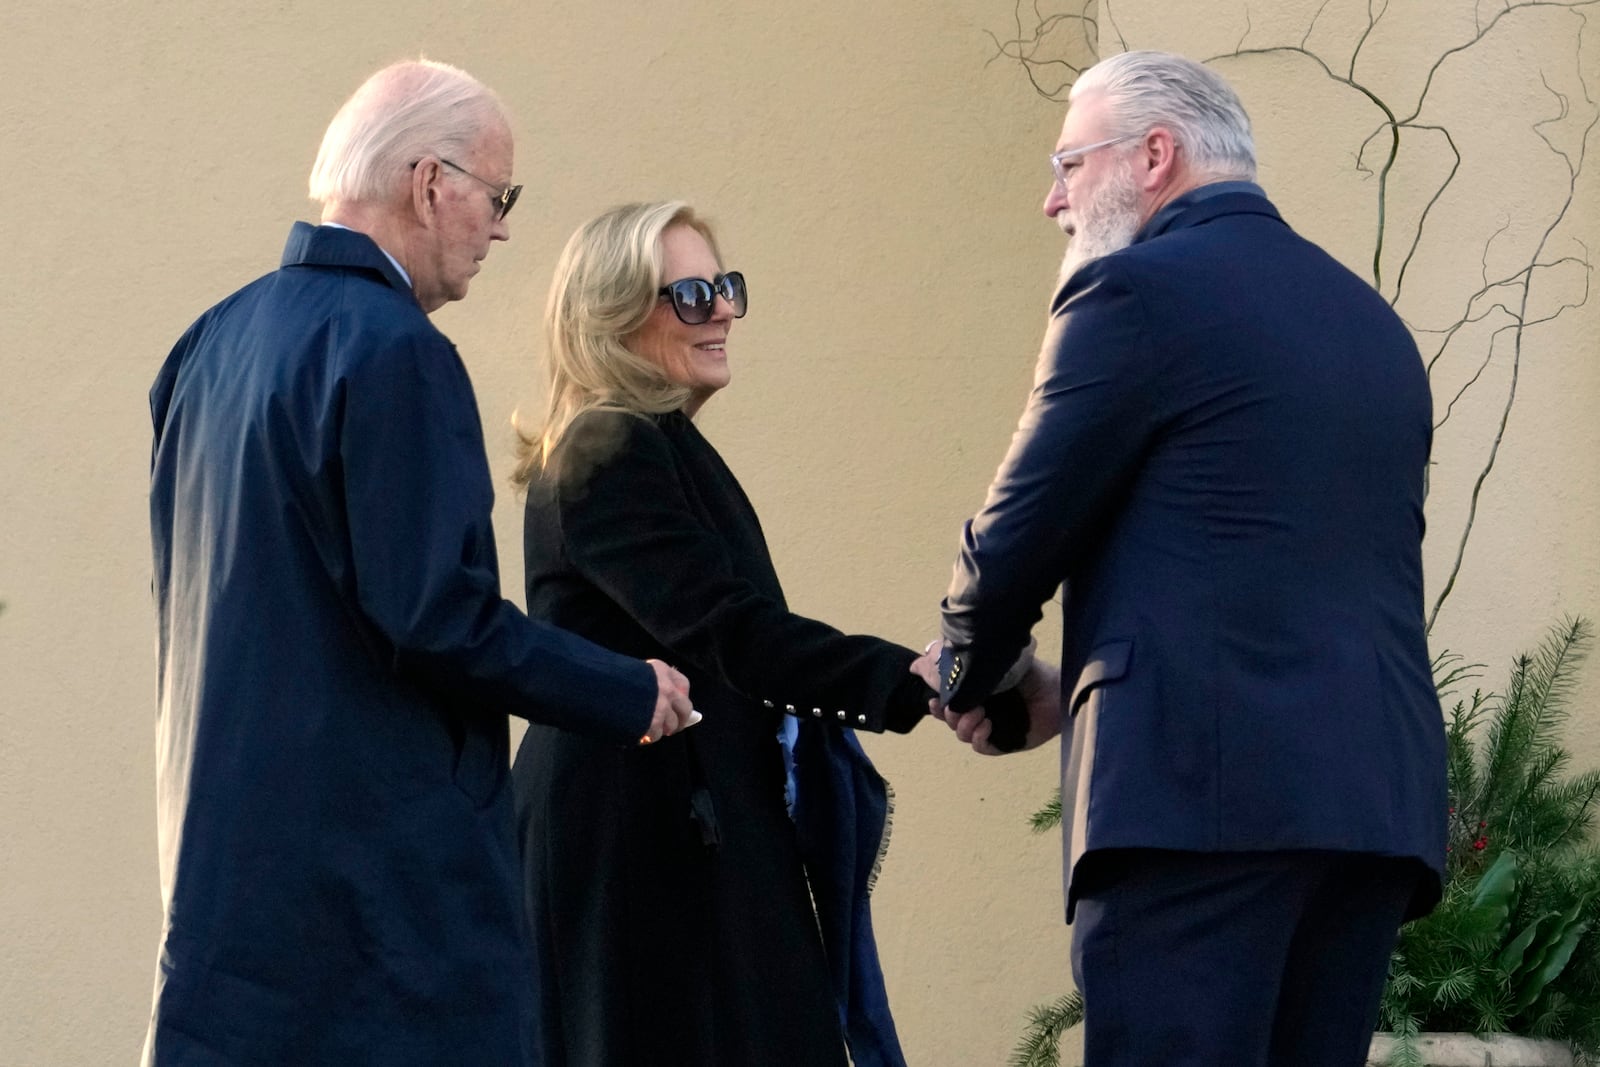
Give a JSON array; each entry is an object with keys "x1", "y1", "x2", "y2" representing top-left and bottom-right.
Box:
[{"x1": 979, "y1": 687, "x2": 1030, "y2": 753}]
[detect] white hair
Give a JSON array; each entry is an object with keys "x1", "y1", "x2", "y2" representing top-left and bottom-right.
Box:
[
  {"x1": 1071, "y1": 50, "x2": 1256, "y2": 181},
  {"x1": 308, "y1": 59, "x2": 509, "y2": 207},
  {"x1": 1059, "y1": 153, "x2": 1144, "y2": 285}
]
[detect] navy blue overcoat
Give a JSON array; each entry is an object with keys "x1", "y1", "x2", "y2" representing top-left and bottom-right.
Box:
[{"x1": 146, "y1": 224, "x2": 656, "y2": 1065}]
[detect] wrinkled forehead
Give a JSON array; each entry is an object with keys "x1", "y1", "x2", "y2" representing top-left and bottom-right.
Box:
[{"x1": 465, "y1": 119, "x2": 516, "y2": 180}]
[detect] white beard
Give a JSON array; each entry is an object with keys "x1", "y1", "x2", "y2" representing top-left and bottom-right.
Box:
[{"x1": 1058, "y1": 160, "x2": 1144, "y2": 287}]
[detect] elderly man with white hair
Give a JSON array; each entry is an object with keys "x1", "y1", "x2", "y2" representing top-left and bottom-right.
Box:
[
  {"x1": 935, "y1": 50, "x2": 1447, "y2": 1067},
  {"x1": 145, "y1": 60, "x2": 695, "y2": 1065}
]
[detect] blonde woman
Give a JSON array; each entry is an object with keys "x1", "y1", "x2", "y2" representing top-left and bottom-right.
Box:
[{"x1": 510, "y1": 202, "x2": 924, "y2": 1067}]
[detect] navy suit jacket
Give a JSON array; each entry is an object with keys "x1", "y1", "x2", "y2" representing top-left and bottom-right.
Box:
[
  {"x1": 941, "y1": 188, "x2": 1447, "y2": 921},
  {"x1": 146, "y1": 224, "x2": 656, "y2": 1065}
]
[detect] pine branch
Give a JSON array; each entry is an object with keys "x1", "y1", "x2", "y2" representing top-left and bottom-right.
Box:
[
  {"x1": 1548, "y1": 772, "x2": 1600, "y2": 846},
  {"x1": 1433, "y1": 650, "x2": 1486, "y2": 697},
  {"x1": 1008, "y1": 992, "x2": 1085, "y2": 1067},
  {"x1": 1480, "y1": 657, "x2": 1543, "y2": 819},
  {"x1": 1478, "y1": 620, "x2": 1592, "y2": 841},
  {"x1": 1503, "y1": 747, "x2": 1577, "y2": 846},
  {"x1": 1030, "y1": 790, "x2": 1063, "y2": 833}
]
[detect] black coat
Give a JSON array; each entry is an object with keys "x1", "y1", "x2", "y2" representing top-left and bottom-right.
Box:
[{"x1": 513, "y1": 408, "x2": 926, "y2": 1067}]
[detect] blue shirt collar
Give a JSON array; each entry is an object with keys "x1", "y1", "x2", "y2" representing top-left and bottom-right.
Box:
[{"x1": 319, "y1": 221, "x2": 412, "y2": 286}]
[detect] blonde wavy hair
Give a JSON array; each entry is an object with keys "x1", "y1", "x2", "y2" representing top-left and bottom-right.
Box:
[{"x1": 511, "y1": 201, "x2": 723, "y2": 487}]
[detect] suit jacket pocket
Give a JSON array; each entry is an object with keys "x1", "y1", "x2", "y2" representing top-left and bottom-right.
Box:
[
  {"x1": 1068, "y1": 639, "x2": 1133, "y2": 714},
  {"x1": 452, "y1": 716, "x2": 505, "y2": 808},
  {"x1": 1061, "y1": 638, "x2": 1132, "y2": 920}
]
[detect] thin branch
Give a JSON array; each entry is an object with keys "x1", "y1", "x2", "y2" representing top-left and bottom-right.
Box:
[
  {"x1": 1104, "y1": 0, "x2": 1128, "y2": 55},
  {"x1": 1206, "y1": 42, "x2": 1403, "y2": 286},
  {"x1": 1434, "y1": 325, "x2": 1507, "y2": 431},
  {"x1": 1303, "y1": 0, "x2": 1338, "y2": 51},
  {"x1": 985, "y1": 0, "x2": 1100, "y2": 100},
  {"x1": 1426, "y1": 76, "x2": 1600, "y2": 631},
  {"x1": 1349, "y1": 0, "x2": 1390, "y2": 79},
  {"x1": 1400, "y1": 1, "x2": 1598, "y2": 127},
  {"x1": 1390, "y1": 124, "x2": 1464, "y2": 305}
]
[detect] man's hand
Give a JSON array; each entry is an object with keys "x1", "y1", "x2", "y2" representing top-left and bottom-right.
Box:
[
  {"x1": 642, "y1": 659, "x2": 695, "y2": 744},
  {"x1": 941, "y1": 657, "x2": 1062, "y2": 756}
]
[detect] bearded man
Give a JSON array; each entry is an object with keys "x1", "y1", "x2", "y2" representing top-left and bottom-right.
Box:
[{"x1": 933, "y1": 51, "x2": 1447, "y2": 1067}]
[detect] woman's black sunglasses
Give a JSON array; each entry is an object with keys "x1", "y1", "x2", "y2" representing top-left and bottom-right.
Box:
[{"x1": 658, "y1": 271, "x2": 748, "y2": 325}]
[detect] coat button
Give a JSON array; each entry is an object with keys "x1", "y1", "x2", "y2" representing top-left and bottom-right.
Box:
[
  {"x1": 857, "y1": 714, "x2": 867, "y2": 725},
  {"x1": 763, "y1": 699, "x2": 774, "y2": 708},
  {"x1": 835, "y1": 710, "x2": 846, "y2": 721},
  {"x1": 786, "y1": 704, "x2": 796, "y2": 714}
]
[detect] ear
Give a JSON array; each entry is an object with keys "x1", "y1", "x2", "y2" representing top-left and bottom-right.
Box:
[
  {"x1": 1137, "y1": 127, "x2": 1180, "y2": 192},
  {"x1": 410, "y1": 157, "x2": 445, "y2": 228}
]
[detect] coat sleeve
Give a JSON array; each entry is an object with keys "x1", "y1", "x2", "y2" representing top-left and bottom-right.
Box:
[
  {"x1": 940, "y1": 258, "x2": 1164, "y2": 710},
  {"x1": 336, "y1": 327, "x2": 656, "y2": 742},
  {"x1": 549, "y1": 410, "x2": 930, "y2": 733}
]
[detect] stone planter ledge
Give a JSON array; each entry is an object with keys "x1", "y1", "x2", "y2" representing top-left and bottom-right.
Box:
[{"x1": 1367, "y1": 1032, "x2": 1577, "y2": 1066}]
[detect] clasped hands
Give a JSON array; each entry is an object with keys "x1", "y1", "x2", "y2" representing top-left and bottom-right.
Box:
[
  {"x1": 641, "y1": 644, "x2": 1062, "y2": 751},
  {"x1": 909, "y1": 640, "x2": 1062, "y2": 756}
]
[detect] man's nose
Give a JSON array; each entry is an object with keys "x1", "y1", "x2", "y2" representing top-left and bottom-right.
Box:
[{"x1": 1043, "y1": 181, "x2": 1068, "y2": 220}]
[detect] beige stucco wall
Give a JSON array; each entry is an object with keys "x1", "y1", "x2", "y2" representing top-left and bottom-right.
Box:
[{"x1": 1, "y1": 1, "x2": 1593, "y2": 1064}]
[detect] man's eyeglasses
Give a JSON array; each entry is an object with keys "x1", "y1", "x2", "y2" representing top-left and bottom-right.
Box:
[
  {"x1": 1049, "y1": 135, "x2": 1136, "y2": 189},
  {"x1": 426, "y1": 157, "x2": 522, "y2": 220},
  {"x1": 658, "y1": 271, "x2": 748, "y2": 325}
]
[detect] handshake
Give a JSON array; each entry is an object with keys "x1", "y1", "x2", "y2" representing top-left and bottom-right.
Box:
[{"x1": 909, "y1": 640, "x2": 1062, "y2": 755}]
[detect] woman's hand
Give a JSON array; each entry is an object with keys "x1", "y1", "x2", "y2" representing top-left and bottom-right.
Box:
[{"x1": 909, "y1": 640, "x2": 943, "y2": 691}]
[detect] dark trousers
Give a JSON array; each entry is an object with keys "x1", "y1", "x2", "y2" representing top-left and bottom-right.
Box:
[{"x1": 1069, "y1": 849, "x2": 1420, "y2": 1067}]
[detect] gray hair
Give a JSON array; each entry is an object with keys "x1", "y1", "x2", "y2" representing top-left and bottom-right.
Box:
[
  {"x1": 308, "y1": 59, "x2": 509, "y2": 207},
  {"x1": 1071, "y1": 50, "x2": 1256, "y2": 181}
]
